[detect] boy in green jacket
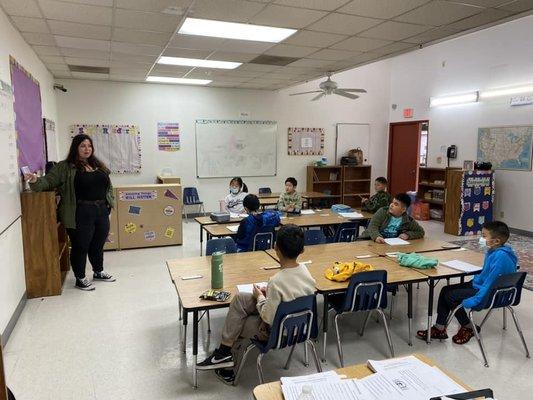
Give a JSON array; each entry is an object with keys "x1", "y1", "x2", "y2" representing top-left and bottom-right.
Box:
[
  {"x1": 361, "y1": 177, "x2": 392, "y2": 213},
  {"x1": 360, "y1": 193, "x2": 424, "y2": 243}
]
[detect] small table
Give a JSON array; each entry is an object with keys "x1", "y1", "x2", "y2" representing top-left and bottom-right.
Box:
[
  {"x1": 281, "y1": 209, "x2": 372, "y2": 229},
  {"x1": 300, "y1": 191, "x2": 341, "y2": 208},
  {"x1": 194, "y1": 215, "x2": 244, "y2": 255},
  {"x1": 365, "y1": 238, "x2": 460, "y2": 256},
  {"x1": 252, "y1": 353, "x2": 471, "y2": 400}
]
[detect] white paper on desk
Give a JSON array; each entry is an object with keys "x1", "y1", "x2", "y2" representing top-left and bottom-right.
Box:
[
  {"x1": 300, "y1": 209, "x2": 315, "y2": 215},
  {"x1": 282, "y1": 379, "x2": 372, "y2": 400},
  {"x1": 384, "y1": 238, "x2": 410, "y2": 245},
  {"x1": 442, "y1": 260, "x2": 481, "y2": 273},
  {"x1": 339, "y1": 212, "x2": 364, "y2": 219},
  {"x1": 237, "y1": 282, "x2": 267, "y2": 293},
  {"x1": 229, "y1": 213, "x2": 248, "y2": 219},
  {"x1": 226, "y1": 225, "x2": 239, "y2": 232},
  {"x1": 451, "y1": 247, "x2": 467, "y2": 252},
  {"x1": 367, "y1": 355, "x2": 427, "y2": 373},
  {"x1": 281, "y1": 370, "x2": 341, "y2": 386}
]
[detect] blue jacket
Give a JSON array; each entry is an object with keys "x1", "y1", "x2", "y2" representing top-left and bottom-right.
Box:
[
  {"x1": 463, "y1": 245, "x2": 518, "y2": 309},
  {"x1": 235, "y1": 211, "x2": 280, "y2": 252}
]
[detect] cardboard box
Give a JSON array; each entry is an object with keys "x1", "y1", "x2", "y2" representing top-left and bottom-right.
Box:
[{"x1": 157, "y1": 175, "x2": 181, "y2": 184}]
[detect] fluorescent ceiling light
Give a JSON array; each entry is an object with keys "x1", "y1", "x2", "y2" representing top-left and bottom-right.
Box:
[
  {"x1": 430, "y1": 91, "x2": 479, "y2": 107},
  {"x1": 178, "y1": 17, "x2": 296, "y2": 43},
  {"x1": 480, "y1": 84, "x2": 533, "y2": 99},
  {"x1": 158, "y1": 56, "x2": 241, "y2": 69},
  {"x1": 146, "y1": 76, "x2": 211, "y2": 85}
]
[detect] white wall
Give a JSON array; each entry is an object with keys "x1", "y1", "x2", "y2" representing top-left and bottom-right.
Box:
[
  {"x1": 0, "y1": 7, "x2": 58, "y2": 335},
  {"x1": 55, "y1": 59, "x2": 391, "y2": 211},
  {"x1": 389, "y1": 15, "x2": 533, "y2": 231}
]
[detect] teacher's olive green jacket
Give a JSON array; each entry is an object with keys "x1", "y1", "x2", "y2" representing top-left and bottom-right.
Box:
[{"x1": 29, "y1": 160, "x2": 114, "y2": 229}]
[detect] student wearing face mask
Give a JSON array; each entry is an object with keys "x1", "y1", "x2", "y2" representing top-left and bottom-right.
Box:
[
  {"x1": 224, "y1": 177, "x2": 248, "y2": 214},
  {"x1": 417, "y1": 221, "x2": 517, "y2": 345}
]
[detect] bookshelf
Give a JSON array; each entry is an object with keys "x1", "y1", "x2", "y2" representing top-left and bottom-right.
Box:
[
  {"x1": 306, "y1": 166, "x2": 343, "y2": 201},
  {"x1": 417, "y1": 167, "x2": 458, "y2": 221},
  {"x1": 342, "y1": 165, "x2": 372, "y2": 208}
]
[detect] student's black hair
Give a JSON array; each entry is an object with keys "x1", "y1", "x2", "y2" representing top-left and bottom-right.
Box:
[
  {"x1": 375, "y1": 177, "x2": 388, "y2": 185},
  {"x1": 276, "y1": 224, "x2": 304, "y2": 259},
  {"x1": 243, "y1": 194, "x2": 260, "y2": 212},
  {"x1": 66, "y1": 134, "x2": 110, "y2": 174},
  {"x1": 394, "y1": 193, "x2": 412, "y2": 209},
  {"x1": 230, "y1": 177, "x2": 248, "y2": 193},
  {"x1": 285, "y1": 177, "x2": 298, "y2": 187},
  {"x1": 482, "y1": 220, "x2": 510, "y2": 242}
]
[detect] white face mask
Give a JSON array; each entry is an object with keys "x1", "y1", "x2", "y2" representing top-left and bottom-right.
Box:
[
  {"x1": 230, "y1": 187, "x2": 239, "y2": 195},
  {"x1": 478, "y1": 237, "x2": 487, "y2": 248}
]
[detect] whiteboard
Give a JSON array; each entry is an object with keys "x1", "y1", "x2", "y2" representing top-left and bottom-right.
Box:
[
  {"x1": 335, "y1": 123, "x2": 370, "y2": 164},
  {"x1": 0, "y1": 80, "x2": 22, "y2": 234},
  {"x1": 195, "y1": 119, "x2": 277, "y2": 178}
]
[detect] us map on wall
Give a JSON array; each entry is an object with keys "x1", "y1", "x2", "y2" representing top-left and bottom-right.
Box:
[
  {"x1": 70, "y1": 124, "x2": 141, "y2": 173},
  {"x1": 477, "y1": 125, "x2": 533, "y2": 171},
  {"x1": 459, "y1": 170, "x2": 495, "y2": 235},
  {"x1": 288, "y1": 127, "x2": 324, "y2": 155}
]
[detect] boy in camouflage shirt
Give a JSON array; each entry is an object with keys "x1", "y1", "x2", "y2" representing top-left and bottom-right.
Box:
[
  {"x1": 361, "y1": 177, "x2": 392, "y2": 213},
  {"x1": 277, "y1": 177, "x2": 302, "y2": 212}
]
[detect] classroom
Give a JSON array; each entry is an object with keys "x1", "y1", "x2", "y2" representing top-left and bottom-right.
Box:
[{"x1": 1, "y1": 1, "x2": 533, "y2": 399}]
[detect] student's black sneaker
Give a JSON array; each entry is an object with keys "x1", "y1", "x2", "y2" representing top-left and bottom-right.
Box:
[
  {"x1": 215, "y1": 368, "x2": 235, "y2": 385},
  {"x1": 75, "y1": 277, "x2": 95, "y2": 291},
  {"x1": 196, "y1": 348, "x2": 234, "y2": 370},
  {"x1": 93, "y1": 271, "x2": 116, "y2": 282}
]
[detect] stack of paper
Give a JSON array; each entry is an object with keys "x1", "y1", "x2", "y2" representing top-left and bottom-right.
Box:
[
  {"x1": 236, "y1": 282, "x2": 267, "y2": 294},
  {"x1": 230, "y1": 213, "x2": 248, "y2": 219},
  {"x1": 339, "y1": 212, "x2": 364, "y2": 219},
  {"x1": 384, "y1": 238, "x2": 410, "y2": 245},
  {"x1": 226, "y1": 225, "x2": 239, "y2": 232},
  {"x1": 442, "y1": 260, "x2": 482, "y2": 273},
  {"x1": 300, "y1": 210, "x2": 316, "y2": 215}
]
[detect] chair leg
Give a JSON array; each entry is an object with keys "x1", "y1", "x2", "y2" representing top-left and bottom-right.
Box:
[
  {"x1": 284, "y1": 344, "x2": 297, "y2": 370},
  {"x1": 508, "y1": 306, "x2": 530, "y2": 358},
  {"x1": 304, "y1": 341, "x2": 309, "y2": 367},
  {"x1": 207, "y1": 310, "x2": 211, "y2": 333},
  {"x1": 360, "y1": 310, "x2": 372, "y2": 337},
  {"x1": 389, "y1": 293, "x2": 395, "y2": 320},
  {"x1": 307, "y1": 340, "x2": 323, "y2": 373},
  {"x1": 503, "y1": 308, "x2": 507, "y2": 330},
  {"x1": 333, "y1": 313, "x2": 344, "y2": 367},
  {"x1": 179, "y1": 299, "x2": 182, "y2": 321},
  {"x1": 182, "y1": 324, "x2": 187, "y2": 353},
  {"x1": 376, "y1": 308, "x2": 395, "y2": 357},
  {"x1": 257, "y1": 353, "x2": 265, "y2": 384},
  {"x1": 468, "y1": 310, "x2": 489, "y2": 367},
  {"x1": 233, "y1": 343, "x2": 256, "y2": 386}
]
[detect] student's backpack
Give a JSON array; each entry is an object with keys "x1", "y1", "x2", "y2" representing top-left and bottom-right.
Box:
[{"x1": 261, "y1": 210, "x2": 281, "y2": 227}]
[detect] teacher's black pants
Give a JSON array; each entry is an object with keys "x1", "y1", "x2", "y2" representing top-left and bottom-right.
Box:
[{"x1": 67, "y1": 203, "x2": 110, "y2": 280}]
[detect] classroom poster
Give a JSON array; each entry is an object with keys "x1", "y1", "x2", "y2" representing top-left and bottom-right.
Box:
[
  {"x1": 459, "y1": 170, "x2": 495, "y2": 235},
  {"x1": 288, "y1": 127, "x2": 324, "y2": 155},
  {"x1": 158, "y1": 122, "x2": 180, "y2": 151}
]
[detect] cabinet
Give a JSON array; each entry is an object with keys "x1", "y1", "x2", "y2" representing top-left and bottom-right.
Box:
[
  {"x1": 342, "y1": 165, "x2": 371, "y2": 208},
  {"x1": 417, "y1": 167, "x2": 458, "y2": 221},
  {"x1": 306, "y1": 166, "x2": 343, "y2": 202}
]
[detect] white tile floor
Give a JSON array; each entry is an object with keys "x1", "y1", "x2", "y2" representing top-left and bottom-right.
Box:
[{"x1": 4, "y1": 220, "x2": 533, "y2": 399}]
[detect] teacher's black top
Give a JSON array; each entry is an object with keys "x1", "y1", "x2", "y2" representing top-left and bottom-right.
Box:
[{"x1": 74, "y1": 169, "x2": 109, "y2": 201}]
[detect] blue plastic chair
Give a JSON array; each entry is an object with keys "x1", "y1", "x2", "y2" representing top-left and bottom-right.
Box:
[
  {"x1": 258, "y1": 187, "x2": 272, "y2": 195},
  {"x1": 445, "y1": 271, "x2": 530, "y2": 367},
  {"x1": 252, "y1": 226, "x2": 275, "y2": 251},
  {"x1": 328, "y1": 270, "x2": 394, "y2": 367},
  {"x1": 234, "y1": 295, "x2": 321, "y2": 385},
  {"x1": 205, "y1": 237, "x2": 237, "y2": 256},
  {"x1": 183, "y1": 187, "x2": 205, "y2": 219},
  {"x1": 326, "y1": 222, "x2": 359, "y2": 243},
  {"x1": 304, "y1": 229, "x2": 327, "y2": 245}
]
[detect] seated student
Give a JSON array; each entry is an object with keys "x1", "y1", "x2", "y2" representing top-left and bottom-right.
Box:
[
  {"x1": 360, "y1": 193, "x2": 424, "y2": 243},
  {"x1": 234, "y1": 194, "x2": 280, "y2": 252},
  {"x1": 197, "y1": 224, "x2": 316, "y2": 384},
  {"x1": 224, "y1": 177, "x2": 248, "y2": 214},
  {"x1": 361, "y1": 177, "x2": 392, "y2": 213},
  {"x1": 417, "y1": 221, "x2": 517, "y2": 344},
  {"x1": 277, "y1": 177, "x2": 303, "y2": 212}
]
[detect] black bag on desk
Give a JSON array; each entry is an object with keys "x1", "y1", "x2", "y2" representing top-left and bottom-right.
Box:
[{"x1": 341, "y1": 156, "x2": 358, "y2": 165}]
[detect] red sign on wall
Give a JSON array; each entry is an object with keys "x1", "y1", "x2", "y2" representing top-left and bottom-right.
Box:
[{"x1": 403, "y1": 108, "x2": 414, "y2": 118}]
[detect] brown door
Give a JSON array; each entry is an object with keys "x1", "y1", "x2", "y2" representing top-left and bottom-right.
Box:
[{"x1": 387, "y1": 121, "x2": 424, "y2": 195}]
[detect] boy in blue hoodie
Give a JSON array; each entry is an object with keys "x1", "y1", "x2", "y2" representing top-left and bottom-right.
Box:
[
  {"x1": 234, "y1": 194, "x2": 280, "y2": 252},
  {"x1": 417, "y1": 221, "x2": 517, "y2": 344}
]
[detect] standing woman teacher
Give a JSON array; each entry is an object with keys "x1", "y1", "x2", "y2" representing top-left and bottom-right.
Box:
[{"x1": 24, "y1": 134, "x2": 116, "y2": 291}]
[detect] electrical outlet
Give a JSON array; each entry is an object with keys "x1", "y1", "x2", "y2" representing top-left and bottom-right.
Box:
[{"x1": 500, "y1": 211, "x2": 504, "y2": 218}]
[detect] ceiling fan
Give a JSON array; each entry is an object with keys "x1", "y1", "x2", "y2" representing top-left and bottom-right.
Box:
[{"x1": 290, "y1": 73, "x2": 367, "y2": 101}]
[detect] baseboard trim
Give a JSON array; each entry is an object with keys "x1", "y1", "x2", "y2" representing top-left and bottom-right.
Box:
[
  {"x1": 1, "y1": 292, "x2": 27, "y2": 347},
  {"x1": 510, "y1": 228, "x2": 533, "y2": 237}
]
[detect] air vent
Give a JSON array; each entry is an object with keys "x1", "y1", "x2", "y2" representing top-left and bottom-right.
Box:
[
  {"x1": 249, "y1": 55, "x2": 300, "y2": 66},
  {"x1": 68, "y1": 65, "x2": 110, "y2": 74}
]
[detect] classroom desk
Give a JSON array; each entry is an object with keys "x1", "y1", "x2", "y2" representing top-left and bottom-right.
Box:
[
  {"x1": 167, "y1": 251, "x2": 279, "y2": 388},
  {"x1": 194, "y1": 215, "x2": 244, "y2": 255},
  {"x1": 267, "y1": 242, "x2": 428, "y2": 356},
  {"x1": 365, "y1": 238, "x2": 460, "y2": 256},
  {"x1": 281, "y1": 209, "x2": 372, "y2": 228},
  {"x1": 252, "y1": 353, "x2": 470, "y2": 400},
  {"x1": 300, "y1": 191, "x2": 340, "y2": 208}
]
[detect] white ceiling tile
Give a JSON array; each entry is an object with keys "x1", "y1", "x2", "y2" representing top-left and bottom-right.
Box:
[
  {"x1": 50, "y1": 71, "x2": 73, "y2": 78},
  {"x1": 402, "y1": 26, "x2": 459, "y2": 43},
  {"x1": 54, "y1": 35, "x2": 110, "y2": 51},
  {"x1": 445, "y1": 8, "x2": 512, "y2": 31},
  {"x1": 71, "y1": 71, "x2": 109, "y2": 79},
  {"x1": 45, "y1": 62, "x2": 69, "y2": 70},
  {"x1": 450, "y1": 0, "x2": 509, "y2": 6},
  {"x1": 283, "y1": 30, "x2": 347, "y2": 47},
  {"x1": 112, "y1": 28, "x2": 172, "y2": 46},
  {"x1": 287, "y1": 58, "x2": 333, "y2": 68},
  {"x1": 343, "y1": 51, "x2": 382, "y2": 65},
  {"x1": 109, "y1": 75, "x2": 145, "y2": 82},
  {"x1": 39, "y1": 0, "x2": 113, "y2": 25},
  {"x1": 307, "y1": 48, "x2": 361, "y2": 60},
  {"x1": 169, "y1": 34, "x2": 225, "y2": 50},
  {"x1": 115, "y1": 0, "x2": 192, "y2": 12},
  {"x1": 162, "y1": 47, "x2": 213, "y2": 58},
  {"x1": 395, "y1": 1, "x2": 482, "y2": 26},
  {"x1": 185, "y1": 70, "x2": 218, "y2": 79},
  {"x1": 32, "y1": 45, "x2": 62, "y2": 56},
  {"x1": 219, "y1": 39, "x2": 275, "y2": 54},
  {"x1": 114, "y1": 9, "x2": 180, "y2": 32},
  {"x1": 359, "y1": 21, "x2": 431, "y2": 40},
  {"x1": 39, "y1": 55, "x2": 65, "y2": 63},
  {"x1": 10, "y1": 16, "x2": 49, "y2": 33},
  {"x1": 189, "y1": 0, "x2": 265, "y2": 22},
  {"x1": 59, "y1": 47, "x2": 110, "y2": 59},
  {"x1": 307, "y1": 13, "x2": 382, "y2": 35},
  {"x1": 0, "y1": 0, "x2": 42, "y2": 18},
  {"x1": 250, "y1": 4, "x2": 328, "y2": 28},
  {"x1": 273, "y1": 0, "x2": 352, "y2": 10},
  {"x1": 237, "y1": 63, "x2": 279, "y2": 72},
  {"x1": 59, "y1": 0, "x2": 113, "y2": 6},
  {"x1": 110, "y1": 65, "x2": 150, "y2": 73},
  {"x1": 369, "y1": 41, "x2": 416, "y2": 56},
  {"x1": 110, "y1": 53, "x2": 157, "y2": 65},
  {"x1": 498, "y1": 0, "x2": 533, "y2": 12},
  {"x1": 21, "y1": 32, "x2": 56, "y2": 45},
  {"x1": 64, "y1": 57, "x2": 109, "y2": 67},
  {"x1": 111, "y1": 42, "x2": 163, "y2": 56},
  {"x1": 207, "y1": 51, "x2": 258, "y2": 62},
  {"x1": 264, "y1": 44, "x2": 320, "y2": 57},
  {"x1": 338, "y1": 0, "x2": 431, "y2": 19},
  {"x1": 48, "y1": 20, "x2": 112, "y2": 40},
  {"x1": 331, "y1": 36, "x2": 392, "y2": 51},
  {"x1": 282, "y1": 65, "x2": 321, "y2": 74},
  {"x1": 151, "y1": 64, "x2": 191, "y2": 75}
]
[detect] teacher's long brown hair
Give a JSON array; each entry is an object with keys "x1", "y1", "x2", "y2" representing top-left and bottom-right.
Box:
[{"x1": 66, "y1": 134, "x2": 110, "y2": 174}]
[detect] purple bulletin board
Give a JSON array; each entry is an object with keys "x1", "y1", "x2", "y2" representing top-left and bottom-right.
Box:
[{"x1": 10, "y1": 57, "x2": 45, "y2": 173}]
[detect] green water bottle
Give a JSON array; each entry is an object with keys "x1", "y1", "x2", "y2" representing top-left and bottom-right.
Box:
[{"x1": 211, "y1": 251, "x2": 224, "y2": 289}]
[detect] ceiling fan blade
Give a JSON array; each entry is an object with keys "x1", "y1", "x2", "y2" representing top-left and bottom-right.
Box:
[
  {"x1": 289, "y1": 90, "x2": 323, "y2": 96},
  {"x1": 339, "y1": 88, "x2": 367, "y2": 93},
  {"x1": 311, "y1": 93, "x2": 325, "y2": 101},
  {"x1": 333, "y1": 89, "x2": 359, "y2": 99}
]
